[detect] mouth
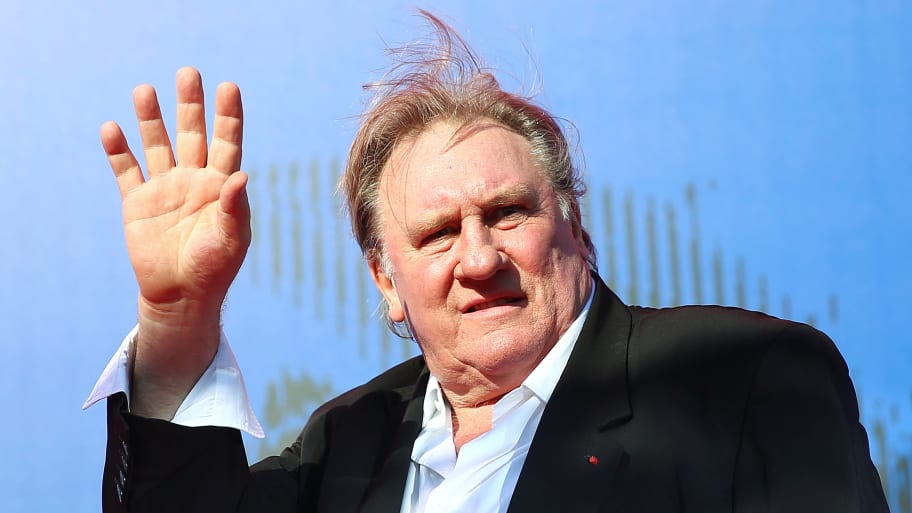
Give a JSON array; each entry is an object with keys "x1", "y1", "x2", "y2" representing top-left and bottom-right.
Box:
[{"x1": 465, "y1": 296, "x2": 524, "y2": 313}]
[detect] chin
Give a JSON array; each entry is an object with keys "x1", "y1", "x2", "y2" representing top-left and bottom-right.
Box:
[{"x1": 467, "y1": 331, "x2": 551, "y2": 374}]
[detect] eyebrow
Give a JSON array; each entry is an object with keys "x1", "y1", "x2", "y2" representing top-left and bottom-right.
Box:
[{"x1": 409, "y1": 183, "x2": 538, "y2": 235}]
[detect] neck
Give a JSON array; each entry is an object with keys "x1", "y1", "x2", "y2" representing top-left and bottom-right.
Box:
[{"x1": 448, "y1": 395, "x2": 504, "y2": 452}]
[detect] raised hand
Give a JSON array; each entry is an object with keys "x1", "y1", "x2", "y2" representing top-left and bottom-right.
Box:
[{"x1": 101, "y1": 67, "x2": 251, "y2": 418}]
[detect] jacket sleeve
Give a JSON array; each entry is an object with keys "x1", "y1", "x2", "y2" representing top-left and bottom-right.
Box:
[
  {"x1": 102, "y1": 392, "x2": 326, "y2": 513},
  {"x1": 732, "y1": 324, "x2": 889, "y2": 513}
]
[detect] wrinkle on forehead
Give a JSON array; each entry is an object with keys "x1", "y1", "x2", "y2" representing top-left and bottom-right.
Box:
[
  {"x1": 383, "y1": 118, "x2": 527, "y2": 179},
  {"x1": 378, "y1": 119, "x2": 542, "y2": 243}
]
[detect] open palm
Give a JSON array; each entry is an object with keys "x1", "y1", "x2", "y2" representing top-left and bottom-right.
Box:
[{"x1": 101, "y1": 67, "x2": 250, "y2": 311}]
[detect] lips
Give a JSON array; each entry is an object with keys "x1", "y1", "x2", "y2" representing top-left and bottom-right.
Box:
[{"x1": 464, "y1": 296, "x2": 524, "y2": 313}]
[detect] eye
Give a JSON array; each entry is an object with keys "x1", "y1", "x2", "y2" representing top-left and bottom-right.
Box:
[
  {"x1": 489, "y1": 205, "x2": 527, "y2": 226},
  {"x1": 501, "y1": 205, "x2": 524, "y2": 217},
  {"x1": 421, "y1": 226, "x2": 458, "y2": 246}
]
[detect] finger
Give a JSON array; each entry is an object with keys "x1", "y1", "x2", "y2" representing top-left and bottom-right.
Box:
[
  {"x1": 100, "y1": 121, "x2": 145, "y2": 198},
  {"x1": 175, "y1": 67, "x2": 208, "y2": 169},
  {"x1": 218, "y1": 171, "x2": 252, "y2": 250},
  {"x1": 133, "y1": 84, "x2": 176, "y2": 176},
  {"x1": 208, "y1": 82, "x2": 243, "y2": 175}
]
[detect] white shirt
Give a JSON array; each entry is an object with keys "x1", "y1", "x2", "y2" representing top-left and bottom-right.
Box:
[
  {"x1": 400, "y1": 291, "x2": 592, "y2": 513},
  {"x1": 83, "y1": 288, "x2": 593, "y2": 513}
]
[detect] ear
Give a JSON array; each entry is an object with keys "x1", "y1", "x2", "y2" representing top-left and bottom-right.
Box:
[
  {"x1": 569, "y1": 203, "x2": 592, "y2": 260},
  {"x1": 368, "y1": 257, "x2": 405, "y2": 323}
]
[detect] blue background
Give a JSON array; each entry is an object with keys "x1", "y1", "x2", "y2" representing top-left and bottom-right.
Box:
[{"x1": 1, "y1": 1, "x2": 910, "y2": 511}]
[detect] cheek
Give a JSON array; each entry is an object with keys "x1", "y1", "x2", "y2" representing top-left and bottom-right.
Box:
[
  {"x1": 543, "y1": 220, "x2": 587, "y2": 263},
  {"x1": 395, "y1": 254, "x2": 456, "y2": 305},
  {"x1": 502, "y1": 225, "x2": 561, "y2": 269}
]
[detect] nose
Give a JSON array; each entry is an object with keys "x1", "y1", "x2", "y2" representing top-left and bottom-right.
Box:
[{"x1": 453, "y1": 222, "x2": 505, "y2": 281}]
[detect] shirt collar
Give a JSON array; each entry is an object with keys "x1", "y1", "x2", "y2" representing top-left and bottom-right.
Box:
[{"x1": 521, "y1": 285, "x2": 594, "y2": 402}]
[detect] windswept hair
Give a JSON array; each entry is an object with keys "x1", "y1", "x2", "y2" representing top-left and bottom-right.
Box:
[{"x1": 339, "y1": 11, "x2": 596, "y2": 333}]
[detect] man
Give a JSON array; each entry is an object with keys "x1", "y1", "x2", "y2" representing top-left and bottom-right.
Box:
[{"x1": 87, "y1": 13, "x2": 888, "y2": 512}]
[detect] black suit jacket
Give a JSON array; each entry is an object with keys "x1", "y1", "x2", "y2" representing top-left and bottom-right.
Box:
[{"x1": 102, "y1": 278, "x2": 889, "y2": 512}]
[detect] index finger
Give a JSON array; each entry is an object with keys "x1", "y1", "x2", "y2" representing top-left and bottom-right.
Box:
[{"x1": 207, "y1": 82, "x2": 243, "y2": 174}]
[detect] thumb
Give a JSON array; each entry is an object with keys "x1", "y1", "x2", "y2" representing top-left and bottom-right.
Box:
[{"x1": 218, "y1": 171, "x2": 252, "y2": 249}]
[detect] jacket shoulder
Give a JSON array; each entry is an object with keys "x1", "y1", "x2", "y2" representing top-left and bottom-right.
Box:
[
  {"x1": 628, "y1": 304, "x2": 817, "y2": 355},
  {"x1": 623, "y1": 304, "x2": 847, "y2": 391}
]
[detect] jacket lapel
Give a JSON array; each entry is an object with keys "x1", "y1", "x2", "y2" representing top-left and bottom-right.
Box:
[
  {"x1": 507, "y1": 278, "x2": 634, "y2": 513},
  {"x1": 358, "y1": 367, "x2": 429, "y2": 513}
]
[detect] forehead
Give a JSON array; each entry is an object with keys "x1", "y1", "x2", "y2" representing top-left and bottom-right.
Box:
[{"x1": 379, "y1": 120, "x2": 547, "y2": 209}]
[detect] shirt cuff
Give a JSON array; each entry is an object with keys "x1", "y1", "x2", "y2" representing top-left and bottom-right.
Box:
[{"x1": 83, "y1": 325, "x2": 265, "y2": 439}]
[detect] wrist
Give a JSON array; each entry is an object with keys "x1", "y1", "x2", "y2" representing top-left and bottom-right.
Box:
[{"x1": 132, "y1": 294, "x2": 224, "y2": 419}]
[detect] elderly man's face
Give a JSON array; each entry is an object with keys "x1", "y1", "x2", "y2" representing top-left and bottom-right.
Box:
[{"x1": 371, "y1": 120, "x2": 592, "y2": 396}]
